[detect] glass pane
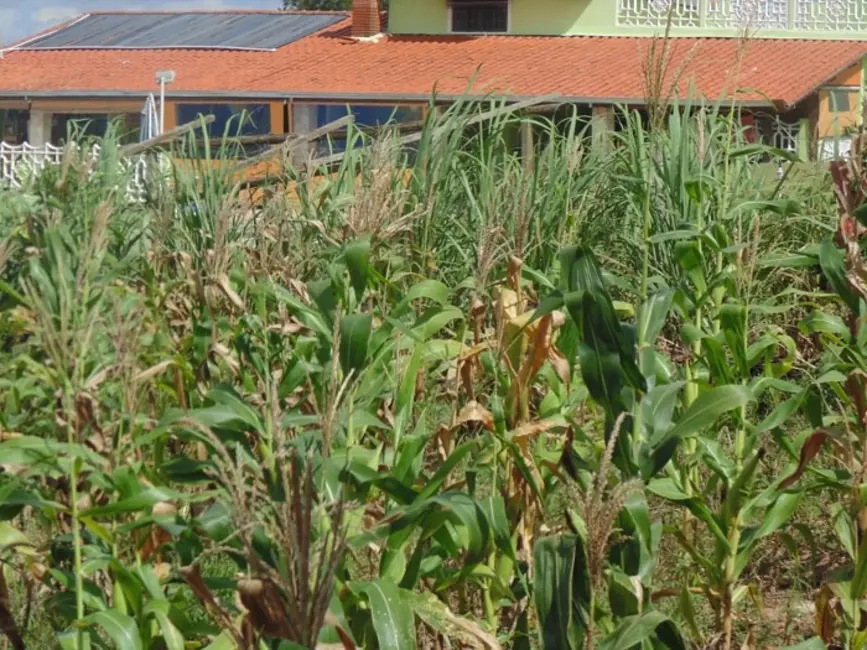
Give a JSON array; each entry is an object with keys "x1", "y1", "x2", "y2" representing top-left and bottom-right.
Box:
[
  {"x1": 313, "y1": 104, "x2": 424, "y2": 155},
  {"x1": 829, "y1": 89, "x2": 853, "y2": 113},
  {"x1": 51, "y1": 114, "x2": 109, "y2": 144},
  {"x1": 452, "y1": 3, "x2": 508, "y2": 32},
  {"x1": 316, "y1": 104, "x2": 422, "y2": 128},
  {"x1": 175, "y1": 103, "x2": 271, "y2": 137},
  {"x1": 0, "y1": 110, "x2": 28, "y2": 145}
]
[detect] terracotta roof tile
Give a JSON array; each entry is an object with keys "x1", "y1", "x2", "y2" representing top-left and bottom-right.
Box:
[{"x1": 0, "y1": 13, "x2": 864, "y2": 108}]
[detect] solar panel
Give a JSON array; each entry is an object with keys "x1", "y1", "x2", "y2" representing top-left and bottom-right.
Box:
[{"x1": 23, "y1": 12, "x2": 347, "y2": 51}]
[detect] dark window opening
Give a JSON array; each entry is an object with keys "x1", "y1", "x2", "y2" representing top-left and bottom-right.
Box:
[
  {"x1": 311, "y1": 104, "x2": 424, "y2": 155},
  {"x1": 51, "y1": 113, "x2": 141, "y2": 145},
  {"x1": 175, "y1": 103, "x2": 272, "y2": 155},
  {"x1": 0, "y1": 110, "x2": 29, "y2": 145},
  {"x1": 450, "y1": 0, "x2": 508, "y2": 33}
]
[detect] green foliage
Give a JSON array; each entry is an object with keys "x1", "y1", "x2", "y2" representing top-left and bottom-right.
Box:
[{"x1": 0, "y1": 100, "x2": 847, "y2": 650}]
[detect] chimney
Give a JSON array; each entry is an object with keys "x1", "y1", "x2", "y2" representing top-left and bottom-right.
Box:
[{"x1": 352, "y1": 0, "x2": 382, "y2": 38}]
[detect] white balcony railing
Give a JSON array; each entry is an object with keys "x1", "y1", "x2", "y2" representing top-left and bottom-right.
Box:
[
  {"x1": 0, "y1": 141, "x2": 148, "y2": 202},
  {"x1": 617, "y1": 0, "x2": 867, "y2": 31}
]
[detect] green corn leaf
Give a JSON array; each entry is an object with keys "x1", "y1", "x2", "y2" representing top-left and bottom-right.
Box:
[
  {"x1": 719, "y1": 303, "x2": 748, "y2": 377},
  {"x1": 819, "y1": 237, "x2": 861, "y2": 314},
  {"x1": 84, "y1": 610, "x2": 142, "y2": 650},
  {"x1": 833, "y1": 504, "x2": 857, "y2": 560},
  {"x1": 194, "y1": 385, "x2": 266, "y2": 435},
  {"x1": 410, "y1": 306, "x2": 464, "y2": 342},
  {"x1": 143, "y1": 601, "x2": 184, "y2": 650},
  {"x1": 799, "y1": 311, "x2": 849, "y2": 339},
  {"x1": 395, "y1": 279, "x2": 451, "y2": 312},
  {"x1": 851, "y1": 534, "x2": 867, "y2": 599},
  {"x1": 735, "y1": 198, "x2": 800, "y2": 215},
  {"x1": 533, "y1": 535, "x2": 590, "y2": 650},
  {"x1": 393, "y1": 342, "x2": 425, "y2": 451},
  {"x1": 674, "y1": 240, "x2": 707, "y2": 295},
  {"x1": 559, "y1": 244, "x2": 605, "y2": 294},
  {"x1": 724, "y1": 450, "x2": 763, "y2": 522},
  {"x1": 481, "y1": 495, "x2": 512, "y2": 555},
  {"x1": 640, "y1": 382, "x2": 684, "y2": 441},
  {"x1": 597, "y1": 612, "x2": 687, "y2": 650},
  {"x1": 779, "y1": 639, "x2": 827, "y2": 650},
  {"x1": 700, "y1": 337, "x2": 734, "y2": 384},
  {"x1": 344, "y1": 236, "x2": 371, "y2": 301},
  {"x1": 202, "y1": 631, "x2": 236, "y2": 650},
  {"x1": 638, "y1": 288, "x2": 675, "y2": 348},
  {"x1": 81, "y1": 487, "x2": 181, "y2": 518},
  {"x1": 339, "y1": 313, "x2": 373, "y2": 378},
  {"x1": 652, "y1": 385, "x2": 753, "y2": 447},
  {"x1": 308, "y1": 278, "x2": 338, "y2": 325},
  {"x1": 577, "y1": 343, "x2": 623, "y2": 416},
  {"x1": 419, "y1": 440, "x2": 479, "y2": 501},
  {"x1": 755, "y1": 391, "x2": 805, "y2": 434},
  {"x1": 358, "y1": 580, "x2": 417, "y2": 650},
  {"x1": 736, "y1": 493, "x2": 802, "y2": 579},
  {"x1": 608, "y1": 569, "x2": 640, "y2": 617},
  {"x1": 679, "y1": 585, "x2": 702, "y2": 642}
]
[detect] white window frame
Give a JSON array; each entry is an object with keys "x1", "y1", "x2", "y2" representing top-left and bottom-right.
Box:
[{"x1": 448, "y1": 0, "x2": 511, "y2": 34}]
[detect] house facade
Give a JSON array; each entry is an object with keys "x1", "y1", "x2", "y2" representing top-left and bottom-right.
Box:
[{"x1": 0, "y1": 1, "x2": 864, "y2": 165}]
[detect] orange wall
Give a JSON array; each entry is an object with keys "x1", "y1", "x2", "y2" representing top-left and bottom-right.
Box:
[
  {"x1": 818, "y1": 87, "x2": 861, "y2": 137},
  {"x1": 829, "y1": 63, "x2": 863, "y2": 87}
]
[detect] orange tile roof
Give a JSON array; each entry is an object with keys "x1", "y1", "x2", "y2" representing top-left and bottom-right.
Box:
[{"x1": 0, "y1": 12, "x2": 865, "y2": 109}]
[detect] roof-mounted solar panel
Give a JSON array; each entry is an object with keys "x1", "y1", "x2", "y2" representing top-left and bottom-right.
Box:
[{"x1": 23, "y1": 12, "x2": 347, "y2": 51}]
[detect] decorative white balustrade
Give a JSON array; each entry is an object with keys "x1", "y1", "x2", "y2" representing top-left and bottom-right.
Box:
[
  {"x1": 0, "y1": 141, "x2": 149, "y2": 201},
  {"x1": 796, "y1": 0, "x2": 867, "y2": 31},
  {"x1": 617, "y1": 0, "x2": 867, "y2": 31},
  {"x1": 770, "y1": 118, "x2": 800, "y2": 153}
]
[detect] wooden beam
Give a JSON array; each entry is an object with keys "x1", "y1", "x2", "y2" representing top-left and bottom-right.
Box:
[
  {"x1": 231, "y1": 114, "x2": 354, "y2": 174},
  {"x1": 119, "y1": 115, "x2": 215, "y2": 157}
]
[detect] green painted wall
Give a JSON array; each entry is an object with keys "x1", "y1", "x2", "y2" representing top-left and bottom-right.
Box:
[
  {"x1": 388, "y1": 0, "x2": 611, "y2": 35},
  {"x1": 387, "y1": 0, "x2": 867, "y2": 39}
]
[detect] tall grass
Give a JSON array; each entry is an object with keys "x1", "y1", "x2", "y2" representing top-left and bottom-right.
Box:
[{"x1": 0, "y1": 94, "x2": 847, "y2": 650}]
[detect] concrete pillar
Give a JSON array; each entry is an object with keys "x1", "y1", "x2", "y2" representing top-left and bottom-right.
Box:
[
  {"x1": 798, "y1": 117, "x2": 811, "y2": 162},
  {"x1": 291, "y1": 103, "x2": 317, "y2": 165},
  {"x1": 27, "y1": 110, "x2": 52, "y2": 146},
  {"x1": 591, "y1": 104, "x2": 615, "y2": 152}
]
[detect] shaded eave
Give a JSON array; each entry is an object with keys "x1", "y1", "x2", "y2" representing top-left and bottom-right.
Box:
[{"x1": 0, "y1": 89, "x2": 777, "y2": 109}]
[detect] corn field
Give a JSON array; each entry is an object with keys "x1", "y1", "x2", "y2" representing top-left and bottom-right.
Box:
[{"x1": 0, "y1": 97, "x2": 865, "y2": 650}]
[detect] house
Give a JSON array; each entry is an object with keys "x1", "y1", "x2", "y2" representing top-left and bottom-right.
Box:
[{"x1": 0, "y1": 0, "x2": 864, "y2": 162}]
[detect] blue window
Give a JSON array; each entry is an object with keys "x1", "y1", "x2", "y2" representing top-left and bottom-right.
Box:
[
  {"x1": 312, "y1": 104, "x2": 423, "y2": 154},
  {"x1": 51, "y1": 113, "x2": 141, "y2": 145},
  {"x1": 176, "y1": 103, "x2": 272, "y2": 156},
  {"x1": 175, "y1": 103, "x2": 271, "y2": 138}
]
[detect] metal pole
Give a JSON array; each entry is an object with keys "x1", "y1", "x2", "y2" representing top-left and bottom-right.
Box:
[{"x1": 159, "y1": 79, "x2": 166, "y2": 135}]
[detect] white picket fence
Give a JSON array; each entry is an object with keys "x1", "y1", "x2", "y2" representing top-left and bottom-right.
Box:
[{"x1": 0, "y1": 141, "x2": 149, "y2": 202}]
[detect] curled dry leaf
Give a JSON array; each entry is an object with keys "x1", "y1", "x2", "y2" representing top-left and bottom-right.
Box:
[
  {"x1": 85, "y1": 365, "x2": 116, "y2": 391},
  {"x1": 215, "y1": 273, "x2": 245, "y2": 311},
  {"x1": 548, "y1": 348, "x2": 571, "y2": 386},
  {"x1": 134, "y1": 359, "x2": 175, "y2": 384},
  {"x1": 779, "y1": 429, "x2": 829, "y2": 490},
  {"x1": 512, "y1": 416, "x2": 567, "y2": 444},
  {"x1": 238, "y1": 578, "x2": 294, "y2": 639},
  {"x1": 454, "y1": 401, "x2": 495, "y2": 431}
]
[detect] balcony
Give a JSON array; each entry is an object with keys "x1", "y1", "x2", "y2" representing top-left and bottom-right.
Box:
[{"x1": 617, "y1": 0, "x2": 867, "y2": 33}]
